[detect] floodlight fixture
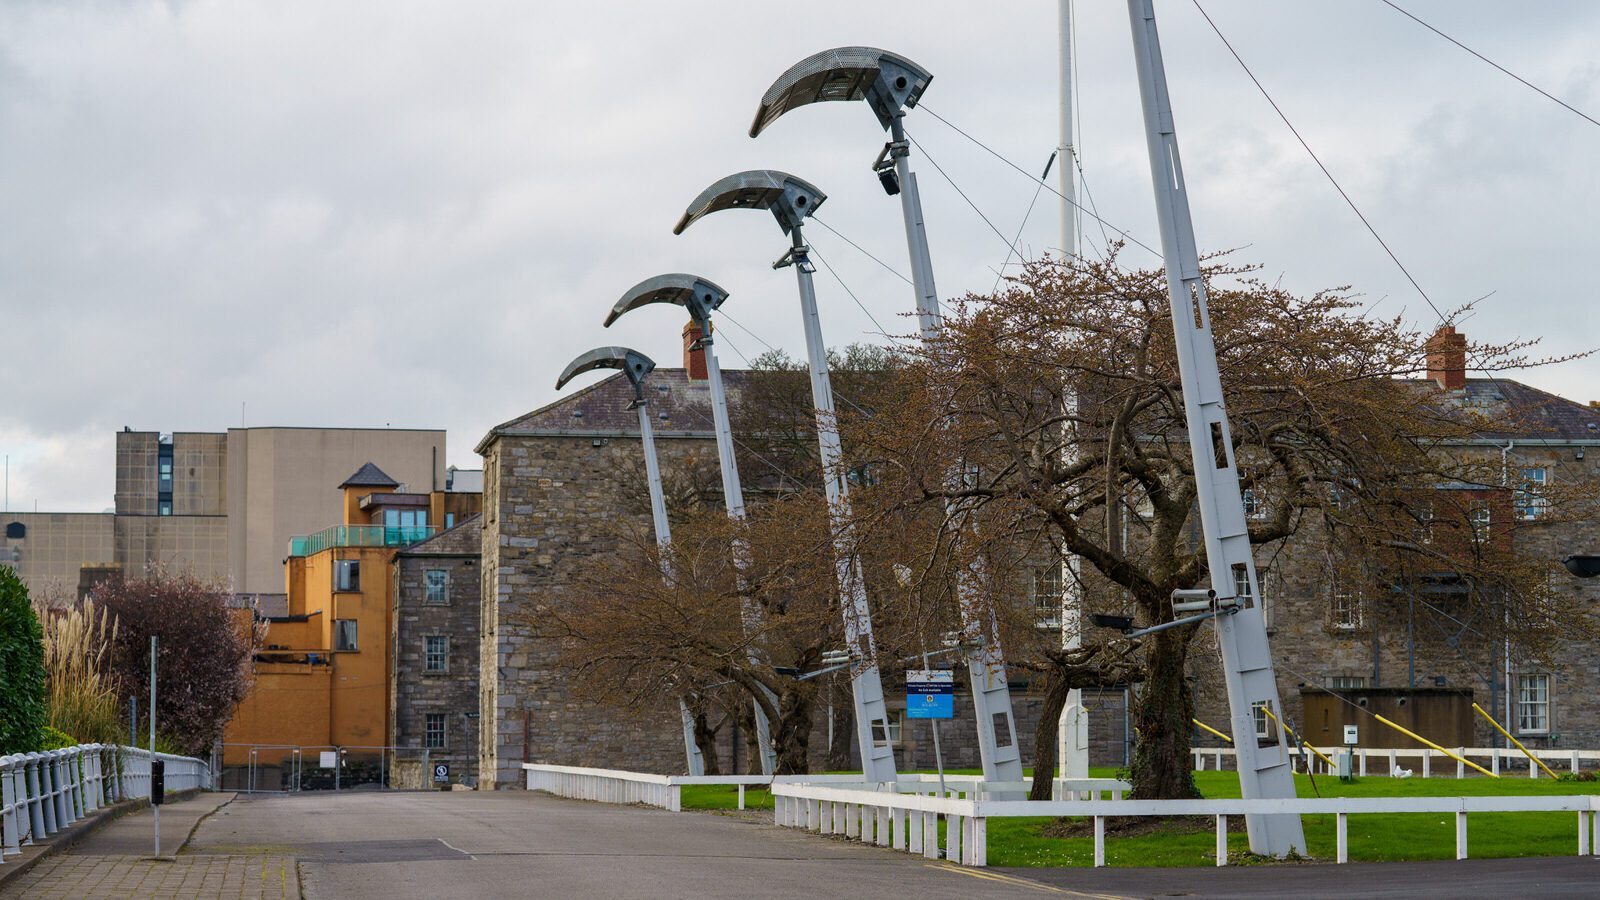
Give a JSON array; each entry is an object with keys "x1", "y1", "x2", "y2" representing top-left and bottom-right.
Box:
[
  {"x1": 604, "y1": 273, "x2": 779, "y2": 776},
  {"x1": 555, "y1": 346, "x2": 655, "y2": 405},
  {"x1": 749, "y1": 46, "x2": 932, "y2": 138},
  {"x1": 750, "y1": 46, "x2": 1027, "y2": 788},
  {"x1": 673, "y1": 170, "x2": 825, "y2": 238},
  {"x1": 1563, "y1": 555, "x2": 1600, "y2": 578},
  {"x1": 673, "y1": 167, "x2": 899, "y2": 786},
  {"x1": 604, "y1": 273, "x2": 729, "y2": 331}
]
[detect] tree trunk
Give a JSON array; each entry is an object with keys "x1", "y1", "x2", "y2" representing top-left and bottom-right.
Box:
[
  {"x1": 734, "y1": 701, "x2": 765, "y2": 775},
  {"x1": 1129, "y1": 630, "x2": 1201, "y2": 800},
  {"x1": 774, "y1": 689, "x2": 814, "y2": 775},
  {"x1": 1029, "y1": 673, "x2": 1072, "y2": 800},
  {"x1": 692, "y1": 705, "x2": 722, "y2": 777}
]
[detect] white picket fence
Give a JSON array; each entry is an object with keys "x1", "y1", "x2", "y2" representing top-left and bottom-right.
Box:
[
  {"x1": 522, "y1": 762, "x2": 1600, "y2": 868},
  {"x1": 522, "y1": 764, "x2": 1126, "y2": 813},
  {"x1": 1, "y1": 744, "x2": 210, "y2": 864},
  {"x1": 770, "y1": 783, "x2": 1600, "y2": 868},
  {"x1": 1194, "y1": 745, "x2": 1600, "y2": 778}
]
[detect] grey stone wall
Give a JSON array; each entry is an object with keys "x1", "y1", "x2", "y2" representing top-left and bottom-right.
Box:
[
  {"x1": 394, "y1": 547, "x2": 481, "y2": 786},
  {"x1": 480, "y1": 434, "x2": 717, "y2": 788}
]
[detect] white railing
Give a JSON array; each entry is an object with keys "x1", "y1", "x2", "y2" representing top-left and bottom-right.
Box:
[
  {"x1": 1, "y1": 744, "x2": 210, "y2": 864},
  {"x1": 1193, "y1": 745, "x2": 1600, "y2": 778},
  {"x1": 771, "y1": 782, "x2": 1600, "y2": 868},
  {"x1": 522, "y1": 764, "x2": 1129, "y2": 812}
]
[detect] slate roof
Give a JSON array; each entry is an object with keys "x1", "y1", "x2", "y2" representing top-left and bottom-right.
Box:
[
  {"x1": 339, "y1": 461, "x2": 401, "y2": 488},
  {"x1": 1407, "y1": 378, "x2": 1600, "y2": 442},
  {"x1": 397, "y1": 513, "x2": 482, "y2": 557},
  {"x1": 477, "y1": 367, "x2": 752, "y2": 452}
]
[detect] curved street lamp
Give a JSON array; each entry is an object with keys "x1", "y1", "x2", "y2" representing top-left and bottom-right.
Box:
[
  {"x1": 675, "y1": 170, "x2": 899, "y2": 785},
  {"x1": 750, "y1": 47, "x2": 1029, "y2": 786},
  {"x1": 556, "y1": 346, "x2": 706, "y2": 777},
  {"x1": 606, "y1": 274, "x2": 779, "y2": 776}
]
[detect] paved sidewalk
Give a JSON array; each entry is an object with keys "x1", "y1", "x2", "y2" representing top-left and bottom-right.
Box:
[{"x1": 0, "y1": 792, "x2": 300, "y2": 900}]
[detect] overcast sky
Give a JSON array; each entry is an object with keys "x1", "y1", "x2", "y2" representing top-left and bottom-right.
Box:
[{"x1": 3, "y1": 1, "x2": 1597, "y2": 511}]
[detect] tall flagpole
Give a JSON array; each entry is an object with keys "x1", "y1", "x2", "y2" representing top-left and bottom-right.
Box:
[{"x1": 1057, "y1": 0, "x2": 1092, "y2": 782}]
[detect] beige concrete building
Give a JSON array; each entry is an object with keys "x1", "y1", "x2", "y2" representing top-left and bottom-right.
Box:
[
  {"x1": 3, "y1": 425, "x2": 446, "y2": 597},
  {"x1": 225, "y1": 427, "x2": 445, "y2": 593}
]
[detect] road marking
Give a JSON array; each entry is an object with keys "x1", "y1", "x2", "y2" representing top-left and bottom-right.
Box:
[{"x1": 926, "y1": 862, "x2": 1132, "y2": 898}]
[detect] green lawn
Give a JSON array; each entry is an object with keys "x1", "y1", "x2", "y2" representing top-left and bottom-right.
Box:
[{"x1": 680, "y1": 768, "x2": 1600, "y2": 867}]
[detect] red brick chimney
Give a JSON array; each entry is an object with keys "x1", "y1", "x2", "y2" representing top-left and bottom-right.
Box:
[
  {"x1": 1425, "y1": 326, "x2": 1467, "y2": 391},
  {"x1": 682, "y1": 320, "x2": 707, "y2": 380}
]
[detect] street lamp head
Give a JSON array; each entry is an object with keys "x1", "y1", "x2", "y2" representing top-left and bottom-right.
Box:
[
  {"x1": 750, "y1": 46, "x2": 933, "y2": 137},
  {"x1": 604, "y1": 273, "x2": 729, "y2": 329},
  {"x1": 1562, "y1": 555, "x2": 1600, "y2": 578},
  {"x1": 555, "y1": 346, "x2": 656, "y2": 404},
  {"x1": 672, "y1": 169, "x2": 826, "y2": 237}
]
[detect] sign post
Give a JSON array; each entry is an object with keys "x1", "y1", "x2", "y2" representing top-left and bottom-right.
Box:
[
  {"x1": 1341, "y1": 725, "x2": 1359, "y2": 782},
  {"x1": 149, "y1": 635, "x2": 160, "y2": 858},
  {"x1": 907, "y1": 667, "x2": 954, "y2": 797}
]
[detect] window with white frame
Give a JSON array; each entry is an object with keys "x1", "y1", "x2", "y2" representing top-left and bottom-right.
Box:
[
  {"x1": 1033, "y1": 565, "x2": 1063, "y2": 620},
  {"x1": 1241, "y1": 486, "x2": 1267, "y2": 520},
  {"x1": 1252, "y1": 701, "x2": 1276, "y2": 739},
  {"x1": 1414, "y1": 505, "x2": 1434, "y2": 545},
  {"x1": 1332, "y1": 590, "x2": 1362, "y2": 630},
  {"x1": 334, "y1": 559, "x2": 361, "y2": 592},
  {"x1": 870, "y1": 713, "x2": 904, "y2": 747},
  {"x1": 1515, "y1": 467, "x2": 1548, "y2": 520},
  {"x1": 424, "y1": 569, "x2": 449, "y2": 604},
  {"x1": 424, "y1": 635, "x2": 447, "y2": 672},
  {"x1": 334, "y1": 619, "x2": 358, "y2": 652},
  {"x1": 1517, "y1": 674, "x2": 1550, "y2": 734},
  {"x1": 1470, "y1": 503, "x2": 1491, "y2": 543},
  {"x1": 424, "y1": 713, "x2": 447, "y2": 749}
]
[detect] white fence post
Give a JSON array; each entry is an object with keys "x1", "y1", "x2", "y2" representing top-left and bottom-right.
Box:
[
  {"x1": 1455, "y1": 811, "x2": 1468, "y2": 860},
  {"x1": 1215, "y1": 814, "x2": 1228, "y2": 866},
  {"x1": 1336, "y1": 812, "x2": 1348, "y2": 863}
]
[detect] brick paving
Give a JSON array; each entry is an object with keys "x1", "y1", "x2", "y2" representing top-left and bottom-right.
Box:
[{"x1": 0, "y1": 853, "x2": 299, "y2": 899}]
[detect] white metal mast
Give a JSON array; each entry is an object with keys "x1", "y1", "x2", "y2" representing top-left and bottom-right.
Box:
[
  {"x1": 1125, "y1": 0, "x2": 1304, "y2": 856},
  {"x1": 1056, "y1": 0, "x2": 1092, "y2": 782}
]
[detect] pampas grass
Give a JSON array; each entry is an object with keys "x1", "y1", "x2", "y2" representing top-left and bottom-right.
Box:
[{"x1": 32, "y1": 598, "x2": 123, "y2": 744}]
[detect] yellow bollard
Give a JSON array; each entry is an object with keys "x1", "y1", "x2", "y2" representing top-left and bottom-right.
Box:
[
  {"x1": 1372, "y1": 715, "x2": 1498, "y2": 778},
  {"x1": 1471, "y1": 702, "x2": 1558, "y2": 779}
]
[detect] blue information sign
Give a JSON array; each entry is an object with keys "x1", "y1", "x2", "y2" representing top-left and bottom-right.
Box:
[{"x1": 906, "y1": 669, "x2": 955, "y2": 719}]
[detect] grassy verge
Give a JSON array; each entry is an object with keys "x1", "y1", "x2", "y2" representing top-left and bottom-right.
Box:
[{"x1": 680, "y1": 768, "x2": 1600, "y2": 867}]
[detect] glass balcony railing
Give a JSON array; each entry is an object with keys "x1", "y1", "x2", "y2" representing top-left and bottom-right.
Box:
[{"x1": 287, "y1": 524, "x2": 437, "y2": 558}]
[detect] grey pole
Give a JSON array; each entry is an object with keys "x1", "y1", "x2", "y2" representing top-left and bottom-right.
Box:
[
  {"x1": 1125, "y1": 0, "x2": 1304, "y2": 856},
  {"x1": 750, "y1": 49, "x2": 1023, "y2": 787},
  {"x1": 675, "y1": 171, "x2": 898, "y2": 786},
  {"x1": 149, "y1": 634, "x2": 159, "y2": 857},
  {"x1": 558, "y1": 346, "x2": 706, "y2": 777},
  {"x1": 606, "y1": 276, "x2": 778, "y2": 776}
]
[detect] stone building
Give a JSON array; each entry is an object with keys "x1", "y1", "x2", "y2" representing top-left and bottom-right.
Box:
[
  {"x1": 476, "y1": 333, "x2": 729, "y2": 788},
  {"x1": 476, "y1": 324, "x2": 1600, "y2": 786},
  {"x1": 392, "y1": 513, "x2": 483, "y2": 787},
  {"x1": 1187, "y1": 328, "x2": 1600, "y2": 754}
]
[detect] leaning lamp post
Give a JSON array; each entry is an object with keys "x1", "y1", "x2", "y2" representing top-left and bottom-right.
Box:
[
  {"x1": 749, "y1": 47, "x2": 1027, "y2": 787},
  {"x1": 673, "y1": 170, "x2": 899, "y2": 785},
  {"x1": 555, "y1": 346, "x2": 706, "y2": 777},
  {"x1": 605, "y1": 274, "x2": 779, "y2": 777}
]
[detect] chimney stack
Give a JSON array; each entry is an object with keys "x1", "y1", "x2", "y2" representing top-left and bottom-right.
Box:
[
  {"x1": 683, "y1": 320, "x2": 707, "y2": 380},
  {"x1": 1425, "y1": 326, "x2": 1467, "y2": 391}
]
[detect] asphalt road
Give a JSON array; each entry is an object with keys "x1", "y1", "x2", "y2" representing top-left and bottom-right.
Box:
[
  {"x1": 182, "y1": 791, "x2": 1600, "y2": 899},
  {"x1": 190, "y1": 791, "x2": 1051, "y2": 899}
]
